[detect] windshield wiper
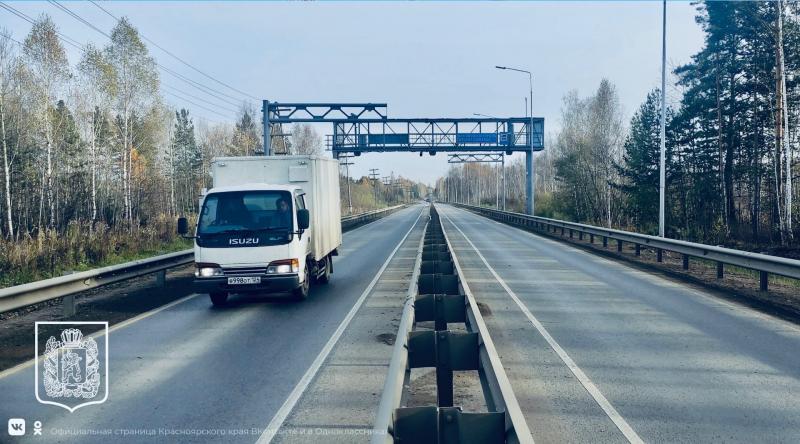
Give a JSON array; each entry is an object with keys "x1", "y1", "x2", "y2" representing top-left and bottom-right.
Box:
[
  {"x1": 202, "y1": 227, "x2": 288, "y2": 235},
  {"x1": 207, "y1": 228, "x2": 252, "y2": 235}
]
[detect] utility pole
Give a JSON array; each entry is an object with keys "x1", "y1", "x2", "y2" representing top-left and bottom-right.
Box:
[
  {"x1": 658, "y1": 0, "x2": 667, "y2": 237},
  {"x1": 340, "y1": 154, "x2": 354, "y2": 214},
  {"x1": 369, "y1": 168, "x2": 380, "y2": 209},
  {"x1": 383, "y1": 176, "x2": 391, "y2": 205}
]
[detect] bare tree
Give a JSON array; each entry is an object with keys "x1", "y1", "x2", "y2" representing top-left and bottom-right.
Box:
[
  {"x1": 291, "y1": 123, "x2": 322, "y2": 155},
  {"x1": 104, "y1": 17, "x2": 158, "y2": 223},
  {"x1": 77, "y1": 44, "x2": 114, "y2": 222},
  {"x1": 0, "y1": 30, "x2": 15, "y2": 238},
  {"x1": 775, "y1": 0, "x2": 793, "y2": 243},
  {"x1": 23, "y1": 15, "x2": 70, "y2": 229}
]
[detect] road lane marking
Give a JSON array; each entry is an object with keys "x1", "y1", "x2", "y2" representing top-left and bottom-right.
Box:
[
  {"x1": 441, "y1": 208, "x2": 645, "y2": 444},
  {"x1": 342, "y1": 204, "x2": 419, "y2": 236},
  {"x1": 455, "y1": 206, "x2": 800, "y2": 335},
  {"x1": 0, "y1": 208, "x2": 423, "y2": 381},
  {"x1": 0, "y1": 293, "x2": 200, "y2": 380},
  {"x1": 256, "y1": 207, "x2": 426, "y2": 444}
]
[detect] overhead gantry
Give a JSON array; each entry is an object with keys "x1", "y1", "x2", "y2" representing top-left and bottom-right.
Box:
[{"x1": 262, "y1": 101, "x2": 544, "y2": 214}]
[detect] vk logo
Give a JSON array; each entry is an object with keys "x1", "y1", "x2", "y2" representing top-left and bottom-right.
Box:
[{"x1": 8, "y1": 418, "x2": 25, "y2": 436}]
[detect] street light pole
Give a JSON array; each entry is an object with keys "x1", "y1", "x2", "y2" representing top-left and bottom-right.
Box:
[
  {"x1": 496, "y1": 65, "x2": 534, "y2": 215},
  {"x1": 659, "y1": 0, "x2": 667, "y2": 237}
]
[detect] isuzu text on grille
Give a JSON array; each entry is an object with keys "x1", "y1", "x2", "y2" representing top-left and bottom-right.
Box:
[{"x1": 229, "y1": 238, "x2": 260, "y2": 245}]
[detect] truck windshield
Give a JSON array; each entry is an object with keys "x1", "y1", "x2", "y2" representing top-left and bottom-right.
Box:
[{"x1": 198, "y1": 190, "x2": 293, "y2": 235}]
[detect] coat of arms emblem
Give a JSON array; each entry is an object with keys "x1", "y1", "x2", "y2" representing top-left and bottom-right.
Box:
[{"x1": 35, "y1": 322, "x2": 108, "y2": 412}]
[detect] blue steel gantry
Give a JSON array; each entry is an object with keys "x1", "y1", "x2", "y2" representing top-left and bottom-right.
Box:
[{"x1": 261, "y1": 101, "x2": 544, "y2": 214}]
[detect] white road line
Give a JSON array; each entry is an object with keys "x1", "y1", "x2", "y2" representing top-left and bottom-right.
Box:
[
  {"x1": 441, "y1": 208, "x2": 644, "y2": 444},
  {"x1": 457, "y1": 206, "x2": 800, "y2": 335},
  {"x1": 256, "y1": 207, "x2": 425, "y2": 444},
  {"x1": 0, "y1": 293, "x2": 200, "y2": 380},
  {"x1": 0, "y1": 208, "x2": 420, "y2": 381},
  {"x1": 342, "y1": 204, "x2": 417, "y2": 236}
]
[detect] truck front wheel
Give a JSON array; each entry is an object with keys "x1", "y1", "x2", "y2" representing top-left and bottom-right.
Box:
[
  {"x1": 209, "y1": 292, "x2": 228, "y2": 306},
  {"x1": 317, "y1": 256, "x2": 332, "y2": 285},
  {"x1": 292, "y1": 265, "x2": 310, "y2": 300}
]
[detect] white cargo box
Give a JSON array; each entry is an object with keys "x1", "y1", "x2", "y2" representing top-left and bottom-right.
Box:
[{"x1": 210, "y1": 155, "x2": 342, "y2": 261}]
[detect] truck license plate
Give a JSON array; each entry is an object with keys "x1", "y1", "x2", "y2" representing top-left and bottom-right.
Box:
[{"x1": 227, "y1": 276, "x2": 261, "y2": 285}]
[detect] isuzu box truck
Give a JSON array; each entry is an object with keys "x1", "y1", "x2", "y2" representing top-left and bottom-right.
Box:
[{"x1": 178, "y1": 155, "x2": 342, "y2": 304}]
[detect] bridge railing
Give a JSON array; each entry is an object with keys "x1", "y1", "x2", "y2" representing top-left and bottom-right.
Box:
[
  {"x1": 451, "y1": 202, "x2": 800, "y2": 291},
  {"x1": 340, "y1": 204, "x2": 406, "y2": 230},
  {"x1": 0, "y1": 205, "x2": 409, "y2": 314}
]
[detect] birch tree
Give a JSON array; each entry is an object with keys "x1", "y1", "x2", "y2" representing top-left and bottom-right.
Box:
[
  {"x1": 104, "y1": 17, "x2": 158, "y2": 223},
  {"x1": 77, "y1": 44, "x2": 114, "y2": 223},
  {"x1": 775, "y1": 0, "x2": 793, "y2": 242},
  {"x1": 0, "y1": 30, "x2": 16, "y2": 238},
  {"x1": 291, "y1": 123, "x2": 322, "y2": 155},
  {"x1": 22, "y1": 15, "x2": 69, "y2": 229}
]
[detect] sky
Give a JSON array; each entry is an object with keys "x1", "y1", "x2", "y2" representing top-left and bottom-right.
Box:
[{"x1": 2, "y1": 1, "x2": 706, "y2": 185}]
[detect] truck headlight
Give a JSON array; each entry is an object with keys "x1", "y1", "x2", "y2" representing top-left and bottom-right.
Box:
[
  {"x1": 195, "y1": 263, "x2": 223, "y2": 278},
  {"x1": 267, "y1": 259, "x2": 299, "y2": 274}
]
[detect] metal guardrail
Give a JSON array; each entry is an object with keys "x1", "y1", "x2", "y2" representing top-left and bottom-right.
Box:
[
  {"x1": 452, "y1": 202, "x2": 800, "y2": 291},
  {"x1": 0, "y1": 250, "x2": 194, "y2": 314},
  {"x1": 373, "y1": 204, "x2": 532, "y2": 444},
  {"x1": 341, "y1": 204, "x2": 407, "y2": 230},
  {"x1": 0, "y1": 206, "x2": 410, "y2": 314}
]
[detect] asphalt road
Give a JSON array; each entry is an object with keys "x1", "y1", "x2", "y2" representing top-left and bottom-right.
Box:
[
  {"x1": 0, "y1": 204, "x2": 426, "y2": 444},
  {"x1": 438, "y1": 204, "x2": 800, "y2": 444}
]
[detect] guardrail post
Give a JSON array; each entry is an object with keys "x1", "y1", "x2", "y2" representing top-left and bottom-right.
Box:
[
  {"x1": 617, "y1": 239, "x2": 622, "y2": 252},
  {"x1": 657, "y1": 249, "x2": 663, "y2": 262},
  {"x1": 635, "y1": 244, "x2": 641, "y2": 256},
  {"x1": 602, "y1": 236, "x2": 608, "y2": 248},
  {"x1": 155, "y1": 270, "x2": 166, "y2": 287},
  {"x1": 434, "y1": 294, "x2": 447, "y2": 331},
  {"x1": 436, "y1": 330, "x2": 454, "y2": 407},
  {"x1": 569, "y1": 229, "x2": 573, "y2": 239},
  {"x1": 717, "y1": 262, "x2": 724, "y2": 279},
  {"x1": 579, "y1": 232, "x2": 584, "y2": 241},
  {"x1": 759, "y1": 271, "x2": 768, "y2": 291},
  {"x1": 590, "y1": 234, "x2": 594, "y2": 244},
  {"x1": 63, "y1": 295, "x2": 75, "y2": 317},
  {"x1": 682, "y1": 254, "x2": 689, "y2": 270},
  {"x1": 561, "y1": 227, "x2": 565, "y2": 236}
]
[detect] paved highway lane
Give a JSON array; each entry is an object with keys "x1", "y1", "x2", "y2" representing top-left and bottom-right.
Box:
[
  {"x1": 438, "y1": 204, "x2": 800, "y2": 444},
  {"x1": 0, "y1": 204, "x2": 426, "y2": 443}
]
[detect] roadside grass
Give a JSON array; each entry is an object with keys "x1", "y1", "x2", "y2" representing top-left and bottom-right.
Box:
[
  {"x1": 691, "y1": 256, "x2": 800, "y2": 289},
  {"x1": 0, "y1": 216, "x2": 192, "y2": 289}
]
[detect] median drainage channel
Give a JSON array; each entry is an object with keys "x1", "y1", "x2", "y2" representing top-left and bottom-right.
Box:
[
  {"x1": 372, "y1": 204, "x2": 532, "y2": 444},
  {"x1": 269, "y1": 209, "x2": 427, "y2": 443}
]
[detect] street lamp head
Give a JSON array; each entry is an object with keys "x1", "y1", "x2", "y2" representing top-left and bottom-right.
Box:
[{"x1": 495, "y1": 65, "x2": 507, "y2": 70}]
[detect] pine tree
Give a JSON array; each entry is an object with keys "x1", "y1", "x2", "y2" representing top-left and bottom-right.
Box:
[
  {"x1": 171, "y1": 109, "x2": 200, "y2": 213},
  {"x1": 615, "y1": 90, "x2": 675, "y2": 233}
]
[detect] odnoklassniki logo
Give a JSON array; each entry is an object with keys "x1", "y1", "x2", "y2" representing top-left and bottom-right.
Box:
[{"x1": 35, "y1": 322, "x2": 108, "y2": 412}]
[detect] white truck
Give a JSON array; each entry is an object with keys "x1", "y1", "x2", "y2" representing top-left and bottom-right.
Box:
[{"x1": 178, "y1": 155, "x2": 342, "y2": 305}]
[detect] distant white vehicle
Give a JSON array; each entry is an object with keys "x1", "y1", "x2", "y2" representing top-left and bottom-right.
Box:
[{"x1": 178, "y1": 155, "x2": 342, "y2": 305}]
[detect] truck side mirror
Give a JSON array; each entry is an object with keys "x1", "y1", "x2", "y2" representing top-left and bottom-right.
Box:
[
  {"x1": 297, "y1": 209, "x2": 310, "y2": 230},
  {"x1": 177, "y1": 217, "x2": 189, "y2": 235}
]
